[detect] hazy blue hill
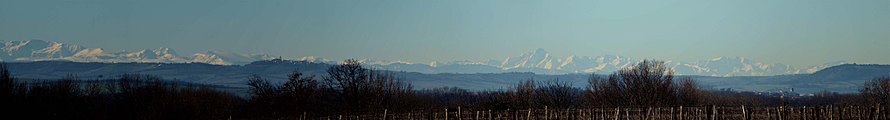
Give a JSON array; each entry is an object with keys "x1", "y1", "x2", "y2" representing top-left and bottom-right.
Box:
[
  {"x1": 804, "y1": 64, "x2": 890, "y2": 82},
  {"x1": 784, "y1": 64, "x2": 890, "y2": 93},
  {"x1": 433, "y1": 64, "x2": 503, "y2": 73},
  {"x1": 5, "y1": 61, "x2": 888, "y2": 93}
]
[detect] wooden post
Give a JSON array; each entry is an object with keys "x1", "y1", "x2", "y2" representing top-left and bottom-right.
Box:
[
  {"x1": 742, "y1": 106, "x2": 747, "y2": 120},
  {"x1": 527, "y1": 109, "x2": 532, "y2": 120},
  {"x1": 646, "y1": 107, "x2": 652, "y2": 120},
  {"x1": 601, "y1": 107, "x2": 606, "y2": 120},
  {"x1": 798, "y1": 106, "x2": 807, "y2": 120},
  {"x1": 513, "y1": 109, "x2": 517, "y2": 119},
  {"x1": 458, "y1": 107, "x2": 461, "y2": 120},
  {"x1": 779, "y1": 106, "x2": 784, "y2": 120},
  {"x1": 445, "y1": 108, "x2": 448, "y2": 120},
  {"x1": 822, "y1": 106, "x2": 827, "y2": 120},
  {"x1": 857, "y1": 106, "x2": 862, "y2": 120},
  {"x1": 476, "y1": 111, "x2": 479, "y2": 120},
  {"x1": 578, "y1": 109, "x2": 582, "y2": 120},
  {"x1": 709, "y1": 106, "x2": 714, "y2": 120},
  {"x1": 874, "y1": 104, "x2": 881, "y2": 120},
  {"x1": 545, "y1": 106, "x2": 549, "y2": 120},
  {"x1": 670, "y1": 107, "x2": 674, "y2": 120},
  {"x1": 768, "y1": 108, "x2": 772, "y2": 120},
  {"x1": 625, "y1": 108, "x2": 630, "y2": 120},
  {"x1": 679, "y1": 106, "x2": 683, "y2": 120}
]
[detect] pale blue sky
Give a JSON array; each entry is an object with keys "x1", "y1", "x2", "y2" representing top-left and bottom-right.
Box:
[{"x1": 1, "y1": 0, "x2": 888, "y2": 67}]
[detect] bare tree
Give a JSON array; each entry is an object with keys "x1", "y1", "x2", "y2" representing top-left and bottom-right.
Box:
[
  {"x1": 280, "y1": 71, "x2": 320, "y2": 116},
  {"x1": 536, "y1": 80, "x2": 579, "y2": 109},
  {"x1": 677, "y1": 77, "x2": 700, "y2": 106},
  {"x1": 323, "y1": 59, "x2": 415, "y2": 113},
  {"x1": 247, "y1": 75, "x2": 279, "y2": 101},
  {"x1": 246, "y1": 75, "x2": 281, "y2": 117},
  {"x1": 513, "y1": 79, "x2": 537, "y2": 108},
  {"x1": 0, "y1": 63, "x2": 24, "y2": 99},
  {"x1": 586, "y1": 60, "x2": 682, "y2": 107},
  {"x1": 324, "y1": 59, "x2": 368, "y2": 95},
  {"x1": 860, "y1": 76, "x2": 890, "y2": 105}
]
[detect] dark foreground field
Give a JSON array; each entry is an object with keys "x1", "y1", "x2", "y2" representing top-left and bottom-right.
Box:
[
  {"x1": 3, "y1": 60, "x2": 888, "y2": 120},
  {"x1": 317, "y1": 106, "x2": 887, "y2": 120}
]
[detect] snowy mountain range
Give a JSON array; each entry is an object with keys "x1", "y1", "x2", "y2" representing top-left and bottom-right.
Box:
[
  {"x1": 1, "y1": 40, "x2": 274, "y2": 65},
  {"x1": 0, "y1": 40, "x2": 846, "y2": 76},
  {"x1": 6, "y1": 60, "x2": 885, "y2": 93},
  {"x1": 371, "y1": 48, "x2": 846, "y2": 76}
]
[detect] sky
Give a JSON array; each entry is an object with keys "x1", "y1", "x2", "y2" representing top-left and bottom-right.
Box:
[{"x1": 1, "y1": 0, "x2": 888, "y2": 67}]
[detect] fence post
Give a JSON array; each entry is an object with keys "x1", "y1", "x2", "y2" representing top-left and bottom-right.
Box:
[
  {"x1": 670, "y1": 107, "x2": 674, "y2": 120},
  {"x1": 742, "y1": 106, "x2": 747, "y2": 120},
  {"x1": 798, "y1": 106, "x2": 802, "y2": 120},
  {"x1": 828, "y1": 105, "x2": 832, "y2": 120},
  {"x1": 819, "y1": 106, "x2": 823, "y2": 120},
  {"x1": 545, "y1": 106, "x2": 549, "y2": 120},
  {"x1": 874, "y1": 105, "x2": 879, "y2": 120},
  {"x1": 445, "y1": 108, "x2": 448, "y2": 120},
  {"x1": 458, "y1": 107, "x2": 461, "y2": 120},
  {"x1": 602, "y1": 107, "x2": 607, "y2": 120},
  {"x1": 679, "y1": 106, "x2": 683, "y2": 120},
  {"x1": 476, "y1": 111, "x2": 479, "y2": 120},
  {"x1": 527, "y1": 109, "x2": 532, "y2": 120},
  {"x1": 779, "y1": 106, "x2": 784, "y2": 120},
  {"x1": 709, "y1": 105, "x2": 715, "y2": 120},
  {"x1": 767, "y1": 108, "x2": 772, "y2": 120},
  {"x1": 625, "y1": 108, "x2": 630, "y2": 120},
  {"x1": 512, "y1": 109, "x2": 517, "y2": 119},
  {"x1": 601, "y1": 107, "x2": 605, "y2": 120},
  {"x1": 578, "y1": 109, "x2": 582, "y2": 120},
  {"x1": 645, "y1": 107, "x2": 652, "y2": 120}
]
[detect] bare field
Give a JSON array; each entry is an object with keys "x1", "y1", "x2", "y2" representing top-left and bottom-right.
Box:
[{"x1": 313, "y1": 106, "x2": 887, "y2": 120}]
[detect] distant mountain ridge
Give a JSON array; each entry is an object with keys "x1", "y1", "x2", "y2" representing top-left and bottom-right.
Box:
[
  {"x1": 0, "y1": 39, "x2": 848, "y2": 76},
  {"x1": 0, "y1": 40, "x2": 274, "y2": 65},
  {"x1": 370, "y1": 49, "x2": 845, "y2": 76},
  {"x1": 5, "y1": 60, "x2": 887, "y2": 93}
]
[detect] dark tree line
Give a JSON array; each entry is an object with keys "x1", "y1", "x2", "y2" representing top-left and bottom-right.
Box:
[
  {"x1": 245, "y1": 59, "x2": 418, "y2": 118},
  {"x1": 2, "y1": 60, "x2": 889, "y2": 119},
  {"x1": 585, "y1": 60, "x2": 684, "y2": 107},
  {"x1": 418, "y1": 79, "x2": 583, "y2": 111},
  {"x1": 0, "y1": 64, "x2": 241, "y2": 120},
  {"x1": 861, "y1": 77, "x2": 890, "y2": 105}
]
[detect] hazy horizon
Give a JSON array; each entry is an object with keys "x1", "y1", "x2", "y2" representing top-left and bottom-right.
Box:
[{"x1": 2, "y1": 0, "x2": 888, "y2": 67}]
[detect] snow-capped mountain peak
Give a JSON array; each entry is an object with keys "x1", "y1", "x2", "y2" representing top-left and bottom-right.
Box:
[
  {"x1": 500, "y1": 48, "x2": 553, "y2": 69},
  {"x1": 0, "y1": 40, "x2": 849, "y2": 76},
  {"x1": 2, "y1": 40, "x2": 84, "y2": 60},
  {"x1": 0, "y1": 40, "x2": 268, "y2": 65},
  {"x1": 72, "y1": 48, "x2": 106, "y2": 57},
  {"x1": 190, "y1": 50, "x2": 275, "y2": 65},
  {"x1": 297, "y1": 56, "x2": 335, "y2": 64}
]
